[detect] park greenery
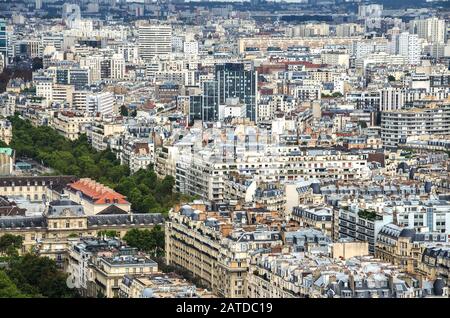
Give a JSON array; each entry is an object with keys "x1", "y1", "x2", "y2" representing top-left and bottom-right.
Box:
[
  {"x1": 8, "y1": 115, "x2": 191, "y2": 215},
  {"x1": 0, "y1": 235, "x2": 77, "y2": 298}
]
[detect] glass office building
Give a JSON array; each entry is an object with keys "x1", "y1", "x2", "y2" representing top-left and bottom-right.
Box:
[
  {"x1": 215, "y1": 63, "x2": 257, "y2": 122},
  {"x1": 0, "y1": 19, "x2": 7, "y2": 67}
]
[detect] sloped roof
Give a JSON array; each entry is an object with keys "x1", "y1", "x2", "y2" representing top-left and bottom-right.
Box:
[
  {"x1": 67, "y1": 178, "x2": 129, "y2": 205},
  {"x1": 97, "y1": 205, "x2": 129, "y2": 215}
]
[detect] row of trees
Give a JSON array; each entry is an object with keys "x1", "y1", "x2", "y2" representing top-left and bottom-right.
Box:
[
  {"x1": 8, "y1": 115, "x2": 191, "y2": 214},
  {"x1": 0, "y1": 234, "x2": 78, "y2": 298}
]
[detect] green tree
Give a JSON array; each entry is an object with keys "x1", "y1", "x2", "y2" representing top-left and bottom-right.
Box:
[
  {"x1": 0, "y1": 271, "x2": 27, "y2": 298},
  {"x1": 6, "y1": 254, "x2": 77, "y2": 298},
  {"x1": 123, "y1": 226, "x2": 164, "y2": 257},
  {"x1": 358, "y1": 121, "x2": 368, "y2": 129},
  {"x1": 97, "y1": 230, "x2": 119, "y2": 238},
  {"x1": 0, "y1": 234, "x2": 23, "y2": 257},
  {"x1": 120, "y1": 105, "x2": 129, "y2": 117}
]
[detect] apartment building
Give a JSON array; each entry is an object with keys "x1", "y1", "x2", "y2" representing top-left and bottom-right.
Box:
[
  {"x1": 247, "y1": 252, "x2": 439, "y2": 298},
  {"x1": 138, "y1": 24, "x2": 172, "y2": 61},
  {"x1": 120, "y1": 140, "x2": 154, "y2": 174},
  {"x1": 0, "y1": 119, "x2": 12, "y2": 145},
  {"x1": 52, "y1": 84, "x2": 75, "y2": 106},
  {"x1": 381, "y1": 104, "x2": 450, "y2": 147},
  {"x1": 253, "y1": 182, "x2": 286, "y2": 213},
  {"x1": 375, "y1": 223, "x2": 447, "y2": 273},
  {"x1": 51, "y1": 111, "x2": 93, "y2": 141},
  {"x1": 165, "y1": 201, "x2": 283, "y2": 297},
  {"x1": 415, "y1": 245, "x2": 450, "y2": 285},
  {"x1": 334, "y1": 205, "x2": 393, "y2": 254},
  {"x1": 86, "y1": 120, "x2": 125, "y2": 151},
  {"x1": 383, "y1": 199, "x2": 450, "y2": 234},
  {"x1": 176, "y1": 148, "x2": 370, "y2": 202},
  {"x1": 291, "y1": 206, "x2": 333, "y2": 237},
  {"x1": 67, "y1": 238, "x2": 158, "y2": 298},
  {"x1": 411, "y1": 17, "x2": 447, "y2": 43}
]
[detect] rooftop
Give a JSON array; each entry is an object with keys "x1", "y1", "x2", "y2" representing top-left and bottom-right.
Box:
[{"x1": 67, "y1": 178, "x2": 130, "y2": 205}]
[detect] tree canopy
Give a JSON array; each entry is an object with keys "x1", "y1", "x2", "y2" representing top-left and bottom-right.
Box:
[
  {"x1": 0, "y1": 271, "x2": 27, "y2": 298},
  {"x1": 0, "y1": 234, "x2": 23, "y2": 257},
  {"x1": 0, "y1": 253, "x2": 78, "y2": 298},
  {"x1": 6, "y1": 254, "x2": 77, "y2": 298},
  {"x1": 123, "y1": 226, "x2": 165, "y2": 257},
  {"x1": 120, "y1": 105, "x2": 129, "y2": 117}
]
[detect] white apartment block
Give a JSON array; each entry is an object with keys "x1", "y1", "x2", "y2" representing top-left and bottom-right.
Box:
[
  {"x1": 383, "y1": 200, "x2": 450, "y2": 234},
  {"x1": 411, "y1": 17, "x2": 447, "y2": 44},
  {"x1": 321, "y1": 51, "x2": 350, "y2": 68},
  {"x1": 36, "y1": 80, "x2": 53, "y2": 101},
  {"x1": 87, "y1": 92, "x2": 115, "y2": 116},
  {"x1": 392, "y1": 32, "x2": 421, "y2": 66},
  {"x1": 381, "y1": 104, "x2": 450, "y2": 147},
  {"x1": 51, "y1": 112, "x2": 93, "y2": 141},
  {"x1": 111, "y1": 54, "x2": 126, "y2": 80},
  {"x1": 80, "y1": 54, "x2": 103, "y2": 83},
  {"x1": 358, "y1": 4, "x2": 383, "y2": 19},
  {"x1": 138, "y1": 24, "x2": 172, "y2": 61},
  {"x1": 335, "y1": 206, "x2": 393, "y2": 254},
  {"x1": 294, "y1": 85, "x2": 322, "y2": 101},
  {"x1": 183, "y1": 40, "x2": 198, "y2": 56},
  {"x1": 176, "y1": 148, "x2": 370, "y2": 201}
]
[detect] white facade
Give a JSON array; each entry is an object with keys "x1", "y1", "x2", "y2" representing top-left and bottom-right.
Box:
[
  {"x1": 138, "y1": 24, "x2": 172, "y2": 61},
  {"x1": 390, "y1": 32, "x2": 421, "y2": 66},
  {"x1": 88, "y1": 92, "x2": 115, "y2": 116},
  {"x1": 412, "y1": 17, "x2": 446, "y2": 44},
  {"x1": 111, "y1": 54, "x2": 125, "y2": 80},
  {"x1": 184, "y1": 41, "x2": 199, "y2": 56}
]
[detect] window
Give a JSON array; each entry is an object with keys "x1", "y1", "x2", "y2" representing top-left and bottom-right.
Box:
[{"x1": 53, "y1": 222, "x2": 58, "y2": 228}]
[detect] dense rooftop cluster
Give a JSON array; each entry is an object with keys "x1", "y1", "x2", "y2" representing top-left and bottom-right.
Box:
[{"x1": 0, "y1": 0, "x2": 449, "y2": 299}]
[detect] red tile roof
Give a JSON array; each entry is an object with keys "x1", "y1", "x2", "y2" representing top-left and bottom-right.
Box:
[{"x1": 67, "y1": 178, "x2": 129, "y2": 205}]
